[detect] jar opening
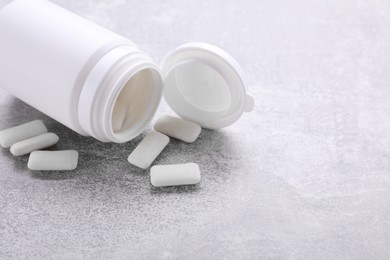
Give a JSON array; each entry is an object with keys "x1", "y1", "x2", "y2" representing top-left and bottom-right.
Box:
[{"x1": 110, "y1": 68, "x2": 162, "y2": 142}]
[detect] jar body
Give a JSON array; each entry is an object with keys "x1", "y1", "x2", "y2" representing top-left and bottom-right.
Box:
[{"x1": 0, "y1": 0, "x2": 162, "y2": 142}]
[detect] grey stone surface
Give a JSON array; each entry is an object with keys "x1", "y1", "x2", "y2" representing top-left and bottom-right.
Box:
[{"x1": 1, "y1": 0, "x2": 390, "y2": 259}]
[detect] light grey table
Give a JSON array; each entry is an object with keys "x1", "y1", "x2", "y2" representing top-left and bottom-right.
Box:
[{"x1": 1, "y1": 0, "x2": 390, "y2": 259}]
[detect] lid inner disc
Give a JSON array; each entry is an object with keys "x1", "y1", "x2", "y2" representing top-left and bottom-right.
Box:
[{"x1": 170, "y1": 60, "x2": 232, "y2": 113}]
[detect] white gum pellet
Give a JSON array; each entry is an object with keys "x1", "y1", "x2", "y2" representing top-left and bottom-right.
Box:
[
  {"x1": 0, "y1": 120, "x2": 48, "y2": 148},
  {"x1": 150, "y1": 163, "x2": 201, "y2": 187},
  {"x1": 10, "y1": 133, "x2": 59, "y2": 156},
  {"x1": 112, "y1": 99, "x2": 128, "y2": 132},
  {"x1": 154, "y1": 115, "x2": 201, "y2": 143},
  {"x1": 128, "y1": 131, "x2": 169, "y2": 169},
  {"x1": 27, "y1": 150, "x2": 79, "y2": 171}
]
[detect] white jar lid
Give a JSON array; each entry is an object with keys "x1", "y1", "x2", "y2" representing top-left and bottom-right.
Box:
[{"x1": 161, "y1": 42, "x2": 254, "y2": 129}]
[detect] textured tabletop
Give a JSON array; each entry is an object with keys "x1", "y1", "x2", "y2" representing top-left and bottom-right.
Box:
[{"x1": 1, "y1": 0, "x2": 390, "y2": 259}]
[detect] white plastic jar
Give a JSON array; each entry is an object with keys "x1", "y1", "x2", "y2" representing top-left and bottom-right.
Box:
[{"x1": 0, "y1": 0, "x2": 254, "y2": 143}]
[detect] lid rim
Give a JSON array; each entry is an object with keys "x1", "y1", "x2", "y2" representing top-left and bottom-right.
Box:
[{"x1": 161, "y1": 42, "x2": 253, "y2": 129}]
